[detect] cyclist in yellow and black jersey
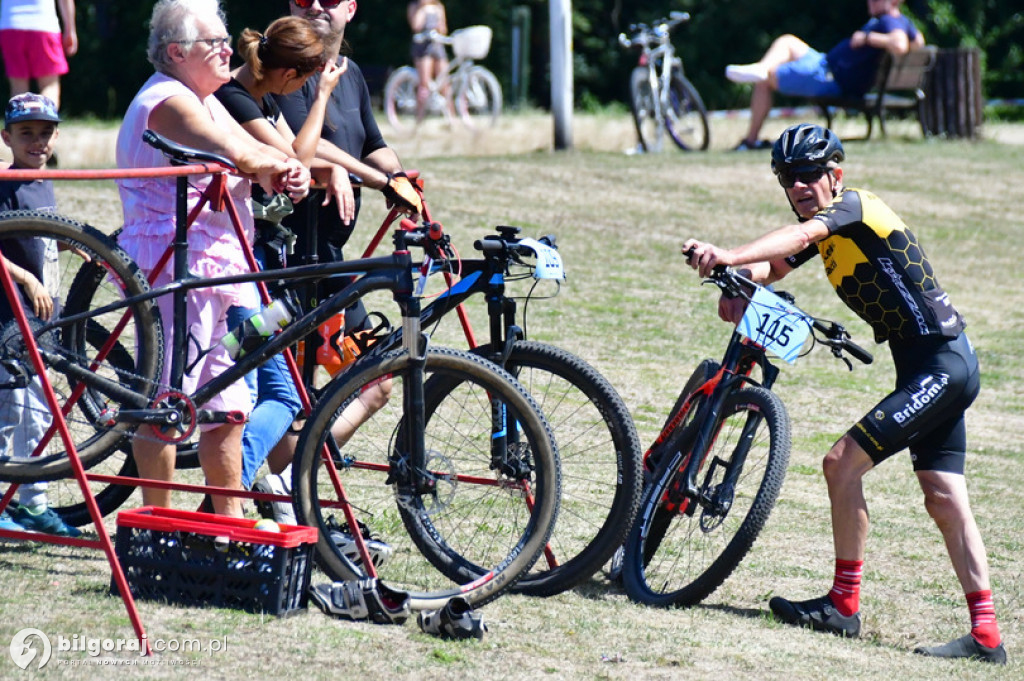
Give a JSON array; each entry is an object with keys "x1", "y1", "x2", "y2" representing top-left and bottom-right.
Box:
[
  {"x1": 784, "y1": 187, "x2": 965, "y2": 344},
  {"x1": 681, "y1": 124, "x2": 1006, "y2": 664}
]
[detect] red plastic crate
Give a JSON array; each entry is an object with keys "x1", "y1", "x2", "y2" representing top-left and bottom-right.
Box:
[{"x1": 112, "y1": 507, "x2": 318, "y2": 616}]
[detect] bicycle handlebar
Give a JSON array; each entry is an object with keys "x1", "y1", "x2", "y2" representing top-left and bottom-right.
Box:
[
  {"x1": 618, "y1": 11, "x2": 690, "y2": 48},
  {"x1": 142, "y1": 129, "x2": 238, "y2": 171},
  {"x1": 681, "y1": 248, "x2": 873, "y2": 366},
  {"x1": 473, "y1": 226, "x2": 556, "y2": 257}
]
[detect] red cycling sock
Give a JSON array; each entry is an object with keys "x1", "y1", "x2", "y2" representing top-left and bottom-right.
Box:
[
  {"x1": 827, "y1": 559, "x2": 863, "y2": 617},
  {"x1": 966, "y1": 590, "x2": 1001, "y2": 648}
]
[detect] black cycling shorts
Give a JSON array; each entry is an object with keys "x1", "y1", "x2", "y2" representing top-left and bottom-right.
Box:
[{"x1": 849, "y1": 333, "x2": 979, "y2": 474}]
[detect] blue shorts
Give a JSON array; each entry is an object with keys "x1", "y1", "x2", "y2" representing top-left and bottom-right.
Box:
[{"x1": 775, "y1": 49, "x2": 842, "y2": 98}]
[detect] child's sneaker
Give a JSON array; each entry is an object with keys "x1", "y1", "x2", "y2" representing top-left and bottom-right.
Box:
[
  {"x1": 252, "y1": 473, "x2": 297, "y2": 525},
  {"x1": 0, "y1": 510, "x2": 25, "y2": 532},
  {"x1": 417, "y1": 597, "x2": 487, "y2": 640},
  {"x1": 10, "y1": 505, "x2": 82, "y2": 537}
]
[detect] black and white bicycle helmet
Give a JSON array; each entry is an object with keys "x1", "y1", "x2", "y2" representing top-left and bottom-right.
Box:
[{"x1": 771, "y1": 123, "x2": 845, "y2": 176}]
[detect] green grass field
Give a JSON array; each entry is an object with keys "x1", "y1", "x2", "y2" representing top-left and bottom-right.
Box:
[{"x1": 1, "y1": 116, "x2": 1022, "y2": 679}]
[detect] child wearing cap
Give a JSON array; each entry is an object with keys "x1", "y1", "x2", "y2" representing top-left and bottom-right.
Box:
[{"x1": 0, "y1": 91, "x2": 81, "y2": 537}]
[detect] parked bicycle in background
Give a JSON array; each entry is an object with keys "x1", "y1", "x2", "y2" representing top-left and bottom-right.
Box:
[
  {"x1": 619, "y1": 11, "x2": 710, "y2": 153},
  {"x1": 384, "y1": 25, "x2": 502, "y2": 135}
]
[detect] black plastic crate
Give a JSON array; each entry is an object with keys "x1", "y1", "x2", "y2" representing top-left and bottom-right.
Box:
[{"x1": 112, "y1": 507, "x2": 318, "y2": 616}]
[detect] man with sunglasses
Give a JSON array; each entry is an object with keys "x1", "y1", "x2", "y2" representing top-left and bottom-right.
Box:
[
  {"x1": 682, "y1": 123, "x2": 1006, "y2": 665},
  {"x1": 276, "y1": 0, "x2": 420, "y2": 259}
]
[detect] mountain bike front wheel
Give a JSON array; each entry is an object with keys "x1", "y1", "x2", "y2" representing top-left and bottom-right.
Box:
[
  {"x1": 456, "y1": 65, "x2": 502, "y2": 130},
  {"x1": 665, "y1": 72, "x2": 710, "y2": 151},
  {"x1": 438, "y1": 342, "x2": 643, "y2": 597},
  {"x1": 629, "y1": 66, "x2": 663, "y2": 152},
  {"x1": 623, "y1": 386, "x2": 790, "y2": 607},
  {"x1": 0, "y1": 211, "x2": 163, "y2": 483},
  {"x1": 292, "y1": 346, "x2": 560, "y2": 611}
]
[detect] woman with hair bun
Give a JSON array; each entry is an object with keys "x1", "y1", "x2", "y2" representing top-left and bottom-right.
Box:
[{"x1": 215, "y1": 15, "x2": 353, "y2": 493}]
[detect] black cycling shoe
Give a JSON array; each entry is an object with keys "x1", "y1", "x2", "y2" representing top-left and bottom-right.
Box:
[
  {"x1": 417, "y1": 597, "x2": 487, "y2": 640},
  {"x1": 769, "y1": 594, "x2": 861, "y2": 638},
  {"x1": 914, "y1": 634, "x2": 1007, "y2": 665}
]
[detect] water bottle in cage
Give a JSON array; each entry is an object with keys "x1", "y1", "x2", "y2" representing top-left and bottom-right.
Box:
[{"x1": 221, "y1": 298, "x2": 296, "y2": 360}]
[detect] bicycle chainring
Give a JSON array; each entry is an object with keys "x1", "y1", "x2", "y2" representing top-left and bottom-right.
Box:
[{"x1": 150, "y1": 390, "x2": 197, "y2": 443}]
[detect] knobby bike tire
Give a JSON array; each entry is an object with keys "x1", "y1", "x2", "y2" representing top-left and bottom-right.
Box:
[
  {"x1": 629, "y1": 66, "x2": 662, "y2": 152},
  {"x1": 665, "y1": 73, "x2": 710, "y2": 152},
  {"x1": 429, "y1": 342, "x2": 642, "y2": 596},
  {"x1": 0, "y1": 211, "x2": 163, "y2": 483},
  {"x1": 292, "y1": 346, "x2": 561, "y2": 610},
  {"x1": 383, "y1": 65, "x2": 421, "y2": 135},
  {"x1": 623, "y1": 386, "x2": 790, "y2": 607},
  {"x1": 457, "y1": 66, "x2": 502, "y2": 130}
]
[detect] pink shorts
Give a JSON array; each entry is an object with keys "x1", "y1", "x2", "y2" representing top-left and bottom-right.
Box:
[
  {"x1": 0, "y1": 29, "x2": 68, "y2": 80},
  {"x1": 151, "y1": 269, "x2": 253, "y2": 429}
]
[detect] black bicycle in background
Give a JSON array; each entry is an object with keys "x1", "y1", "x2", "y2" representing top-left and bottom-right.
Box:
[
  {"x1": 619, "y1": 11, "x2": 710, "y2": 153},
  {"x1": 621, "y1": 263, "x2": 872, "y2": 607},
  {"x1": 0, "y1": 133, "x2": 563, "y2": 611}
]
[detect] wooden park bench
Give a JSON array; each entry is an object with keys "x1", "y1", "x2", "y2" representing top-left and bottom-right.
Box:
[{"x1": 806, "y1": 46, "x2": 938, "y2": 140}]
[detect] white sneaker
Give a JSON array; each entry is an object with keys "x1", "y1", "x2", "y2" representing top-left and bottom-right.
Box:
[
  {"x1": 252, "y1": 472, "x2": 297, "y2": 525},
  {"x1": 726, "y1": 63, "x2": 769, "y2": 84}
]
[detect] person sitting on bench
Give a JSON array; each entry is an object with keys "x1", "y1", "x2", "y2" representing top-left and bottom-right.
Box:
[{"x1": 726, "y1": 0, "x2": 924, "y2": 151}]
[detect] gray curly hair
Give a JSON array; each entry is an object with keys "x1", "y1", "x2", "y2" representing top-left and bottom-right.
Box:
[{"x1": 147, "y1": 0, "x2": 228, "y2": 74}]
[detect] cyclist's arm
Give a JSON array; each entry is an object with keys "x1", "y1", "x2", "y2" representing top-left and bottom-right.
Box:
[
  {"x1": 148, "y1": 95, "x2": 300, "y2": 195},
  {"x1": 683, "y1": 219, "x2": 827, "y2": 280}
]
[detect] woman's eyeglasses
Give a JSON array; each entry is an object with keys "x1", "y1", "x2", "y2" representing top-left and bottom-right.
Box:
[
  {"x1": 175, "y1": 36, "x2": 232, "y2": 49},
  {"x1": 292, "y1": 0, "x2": 346, "y2": 9},
  {"x1": 777, "y1": 168, "x2": 827, "y2": 188}
]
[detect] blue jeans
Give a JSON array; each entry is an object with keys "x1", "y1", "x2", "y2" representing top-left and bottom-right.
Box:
[{"x1": 227, "y1": 299, "x2": 302, "y2": 490}]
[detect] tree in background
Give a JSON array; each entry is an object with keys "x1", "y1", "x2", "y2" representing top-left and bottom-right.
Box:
[{"x1": 38, "y1": 1, "x2": 1024, "y2": 120}]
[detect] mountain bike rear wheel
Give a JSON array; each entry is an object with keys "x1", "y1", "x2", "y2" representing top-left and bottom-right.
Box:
[
  {"x1": 0, "y1": 211, "x2": 163, "y2": 483},
  {"x1": 623, "y1": 386, "x2": 790, "y2": 606},
  {"x1": 383, "y1": 66, "x2": 421, "y2": 135},
  {"x1": 292, "y1": 346, "x2": 560, "y2": 610}
]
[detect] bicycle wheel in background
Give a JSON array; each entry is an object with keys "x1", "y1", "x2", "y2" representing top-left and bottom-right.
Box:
[
  {"x1": 383, "y1": 66, "x2": 421, "y2": 135},
  {"x1": 629, "y1": 66, "x2": 663, "y2": 152},
  {"x1": 0, "y1": 211, "x2": 163, "y2": 483},
  {"x1": 623, "y1": 386, "x2": 790, "y2": 607},
  {"x1": 457, "y1": 66, "x2": 502, "y2": 130},
  {"x1": 665, "y1": 72, "x2": 710, "y2": 151},
  {"x1": 292, "y1": 346, "x2": 560, "y2": 611}
]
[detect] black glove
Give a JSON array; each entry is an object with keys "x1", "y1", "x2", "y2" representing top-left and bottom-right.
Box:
[{"x1": 382, "y1": 172, "x2": 423, "y2": 215}]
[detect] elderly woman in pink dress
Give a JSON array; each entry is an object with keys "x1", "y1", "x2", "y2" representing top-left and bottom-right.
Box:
[{"x1": 116, "y1": 0, "x2": 308, "y2": 517}]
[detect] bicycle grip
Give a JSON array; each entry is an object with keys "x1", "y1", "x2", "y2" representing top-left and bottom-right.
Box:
[
  {"x1": 843, "y1": 339, "x2": 874, "y2": 365},
  {"x1": 473, "y1": 238, "x2": 504, "y2": 252}
]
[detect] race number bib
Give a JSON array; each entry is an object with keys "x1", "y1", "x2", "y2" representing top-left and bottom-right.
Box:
[{"x1": 737, "y1": 286, "x2": 812, "y2": 363}]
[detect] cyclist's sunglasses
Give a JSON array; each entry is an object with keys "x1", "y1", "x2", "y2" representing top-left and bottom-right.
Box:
[
  {"x1": 292, "y1": 0, "x2": 346, "y2": 8},
  {"x1": 777, "y1": 167, "x2": 828, "y2": 188}
]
